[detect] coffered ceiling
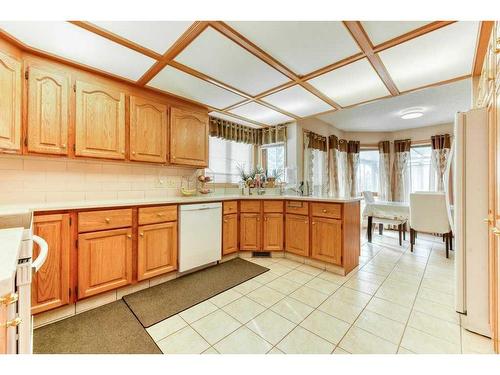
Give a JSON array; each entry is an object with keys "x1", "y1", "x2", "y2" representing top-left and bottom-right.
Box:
[{"x1": 0, "y1": 20, "x2": 481, "y2": 129}]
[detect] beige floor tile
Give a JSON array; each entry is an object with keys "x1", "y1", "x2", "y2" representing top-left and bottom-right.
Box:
[
  {"x1": 461, "y1": 328, "x2": 495, "y2": 354},
  {"x1": 334, "y1": 287, "x2": 372, "y2": 308},
  {"x1": 317, "y1": 271, "x2": 350, "y2": 285},
  {"x1": 375, "y1": 284, "x2": 416, "y2": 308},
  {"x1": 179, "y1": 300, "x2": 218, "y2": 324},
  {"x1": 400, "y1": 327, "x2": 461, "y2": 354},
  {"x1": 318, "y1": 296, "x2": 364, "y2": 324},
  {"x1": 223, "y1": 296, "x2": 267, "y2": 323},
  {"x1": 201, "y1": 347, "x2": 219, "y2": 354},
  {"x1": 275, "y1": 258, "x2": 302, "y2": 269},
  {"x1": 233, "y1": 279, "x2": 262, "y2": 295},
  {"x1": 191, "y1": 309, "x2": 241, "y2": 345},
  {"x1": 289, "y1": 286, "x2": 329, "y2": 308},
  {"x1": 344, "y1": 278, "x2": 380, "y2": 295},
  {"x1": 277, "y1": 326, "x2": 335, "y2": 354},
  {"x1": 271, "y1": 297, "x2": 315, "y2": 324},
  {"x1": 420, "y1": 277, "x2": 454, "y2": 295},
  {"x1": 365, "y1": 297, "x2": 411, "y2": 324},
  {"x1": 247, "y1": 286, "x2": 286, "y2": 308},
  {"x1": 339, "y1": 326, "x2": 398, "y2": 354},
  {"x1": 146, "y1": 315, "x2": 187, "y2": 342},
  {"x1": 253, "y1": 270, "x2": 280, "y2": 284},
  {"x1": 305, "y1": 277, "x2": 341, "y2": 295},
  {"x1": 214, "y1": 326, "x2": 273, "y2": 354},
  {"x1": 417, "y1": 287, "x2": 454, "y2": 307},
  {"x1": 246, "y1": 309, "x2": 296, "y2": 345},
  {"x1": 408, "y1": 310, "x2": 461, "y2": 344},
  {"x1": 353, "y1": 270, "x2": 386, "y2": 285},
  {"x1": 282, "y1": 269, "x2": 316, "y2": 284},
  {"x1": 157, "y1": 326, "x2": 210, "y2": 354},
  {"x1": 296, "y1": 264, "x2": 323, "y2": 276},
  {"x1": 397, "y1": 346, "x2": 415, "y2": 354},
  {"x1": 354, "y1": 310, "x2": 405, "y2": 344},
  {"x1": 333, "y1": 346, "x2": 351, "y2": 354},
  {"x1": 266, "y1": 276, "x2": 302, "y2": 295},
  {"x1": 412, "y1": 296, "x2": 460, "y2": 324},
  {"x1": 268, "y1": 347, "x2": 285, "y2": 354},
  {"x1": 209, "y1": 289, "x2": 243, "y2": 308},
  {"x1": 360, "y1": 264, "x2": 393, "y2": 277},
  {"x1": 267, "y1": 263, "x2": 294, "y2": 276},
  {"x1": 387, "y1": 271, "x2": 422, "y2": 285},
  {"x1": 300, "y1": 310, "x2": 350, "y2": 345}
]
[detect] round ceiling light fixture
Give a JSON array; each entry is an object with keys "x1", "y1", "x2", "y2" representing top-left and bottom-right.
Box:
[{"x1": 400, "y1": 108, "x2": 424, "y2": 120}]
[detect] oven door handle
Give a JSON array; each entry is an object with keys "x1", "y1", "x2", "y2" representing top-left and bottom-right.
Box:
[{"x1": 31, "y1": 235, "x2": 48, "y2": 272}]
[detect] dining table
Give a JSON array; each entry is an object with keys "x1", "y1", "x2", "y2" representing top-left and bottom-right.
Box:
[{"x1": 363, "y1": 200, "x2": 410, "y2": 243}]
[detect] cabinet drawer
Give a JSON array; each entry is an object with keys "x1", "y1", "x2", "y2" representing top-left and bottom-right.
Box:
[
  {"x1": 139, "y1": 205, "x2": 177, "y2": 225},
  {"x1": 223, "y1": 201, "x2": 238, "y2": 215},
  {"x1": 263, "y1": 200, "x2": 283, "y2": 213},
  {"x1": 240, "y1": 200, "x2": 261, "y2": 213},
  {"x1": 285, "y1": 200, "x2": 309, "y2": 215},
  {"x1": 78, "y1": 209, "x2": 132, "y2": 232},
  {"x1": 311, "y1": 203, "x2": 342, "y2": 219}
]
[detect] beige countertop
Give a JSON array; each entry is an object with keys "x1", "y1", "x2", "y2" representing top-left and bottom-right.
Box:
[{"x1": 0, "y1": 194, "x2": 361, "y2": 215}]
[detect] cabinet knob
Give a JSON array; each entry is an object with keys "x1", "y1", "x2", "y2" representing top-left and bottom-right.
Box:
[
  {"x1": 157, "y1": 213, "x2": 164, "y2": 217},
  {"x1": 0, "y1": 293, "x2": 18, "y2": 305},
  {"x1": 139, "y1": 232, "x2": 144, "y2": 237},
  {"x1": 312, "y1": 222, "x2": 316, "y2": 225},
  {"x1": 304, "y1": 220, "x2": 308, "y2": 224},
  {"x1": 105, "y1": 218, "x2": 111, "y2": 223},
  {"x1": 61, "y1": 144, "x2": 66, "y2": 149},
  {"x1": 322, "y1": 209, "x2": 327, "y2": 213},
  {"x1": 127, "y1": 234, "x2": 132, "y2": 239},
  {"x1": 223, "y1": 219, "x2": 227, "y2": 223},
  {"x1": 132, "y1": 151, "x2": 136, "y2": 155}
]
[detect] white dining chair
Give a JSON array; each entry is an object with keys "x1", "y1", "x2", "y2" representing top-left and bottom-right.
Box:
[{"x1": 409, "y1": 192, "x2": 452, "y2": 257}]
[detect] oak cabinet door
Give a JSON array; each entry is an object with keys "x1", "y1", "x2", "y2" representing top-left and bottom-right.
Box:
[
  {"x1": 130, "y1": 96, "x2": 168, "y2": 163},
  {"x1": 223, "y1": 213, "x2": 238, "y2": 255},
  {"x1": 0, "y1": 51, "x2": 21, "y2": 152},
  {"x1": 78, "y1": 228, "x2": 132, "y2": 299},
  {"x1": 32, "y1": 214, "x2": 71, "y2": 314},
  {"x1": 169, "y1": 107, "x2": 208, "y2": 167},
  {"x1": 137, "y1": 222, "x2": 177, "y2": 281},
  {"x1": 26, "y1": 66, "x2": 70, "y2": 155},
  {"x1": 75, "y1": 81, "x2": 126, "y2": 159},
  {"x1": 311, "y1": 217, "x2": 342, "y2": 265},
  {"x1": 263, "y1": 213, "x2": 283, "y2": 251},
  {"x1": 285, "y1": 214, "x2": 309, "y2": 257},
  {"x1": 240, "y1": 213, "x2": 261, "y2": 251}
]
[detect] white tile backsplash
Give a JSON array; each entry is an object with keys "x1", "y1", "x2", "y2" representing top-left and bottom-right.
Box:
[{"x1": 0, "y1": 155, "x2": 198, "y2": 205}]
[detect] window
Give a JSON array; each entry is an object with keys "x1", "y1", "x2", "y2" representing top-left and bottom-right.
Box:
[
  {"x1": 409, "y1": 145, "x2": 436, "y2": 192},
  {"x1": 261, "y1": 143, "x2": 285, "y2": 180},
  {"x1": 208, "y1": 137, "x2": 253, "y2": 183},
  {"x1": 312, "y1": 149, "x2": 327, "y2": 195},
  {"x1": 358, "y1": 149, "x2": 379, "y2": 193}
]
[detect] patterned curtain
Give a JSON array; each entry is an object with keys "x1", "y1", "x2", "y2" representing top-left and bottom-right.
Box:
[
  {"x1": 303, "y1": 131, "x2": 328, "y2": 196},
  {"x1": 347, "y1": 141, "x2": 360, "y2": 198},
  {"x1": 338, "y1": 139, "x2": 348, "y2": 197},
  {"x1": 391, "y1": 139, "x2": 411, "y2": 202},
  {"x1": 378, "y1": 141, "x2": 391, "y2": 201},
  {"x1": 328, "y1": 135, "x2": 339, "y2": 197},
  {"x1": 209, "y1": 116, "x2": 288, "y2": 145},
  {"x1": 431, "y1": 134, "x2": 451, "y2": 192},
  {"x1": 303, "y1": 132, "x2": 314, "y2": 196}
]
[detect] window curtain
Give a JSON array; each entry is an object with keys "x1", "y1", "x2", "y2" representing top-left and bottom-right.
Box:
[
  {"x1": 337, "y1": 139, "x2": 349, "y2": 197},
  {"x1": 391, "y1": 139, "x2": 411, "y2": 202},
  {"x1": 347, "y1": 141, "x2": 360, "y2": 198},
  {"x1": 431, "y1": 134, "x2": 451, "y2": 192},
  {"x1": 378, "y1": 141, "x2": 391, "y2": 201},
  {"x1": 328, "y1": 135, "x2": 340, "y2": 197},
  {"x1": 303, "y1": 131, "x2": 327, "y2": 196},
  {"x1": 209, "y1": 116, "x2": 287, "y2": 145}
]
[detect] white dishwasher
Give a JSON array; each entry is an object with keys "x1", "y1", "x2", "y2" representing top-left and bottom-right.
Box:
[{"x1": 179, "y1": 202, "x2": 222, "y2": 272}]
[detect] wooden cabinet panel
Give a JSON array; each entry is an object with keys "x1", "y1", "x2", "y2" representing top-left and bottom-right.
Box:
[
  {"x1": 263, "y1": 200, "x2": 283, "y2": 213},
  {"x1": 311, "y1": 217, "x2": 342, "y2": 265},
  {"x1": 138, "y1": 205, "x2": 177, "y2": 225},
  {"x1": 285, "y1": 200, "x2": 309, "y2": 215},
  {"x1": 78, "y1": 228, "x2": 132, "y2": 299},
  {"x1": 0, "y1": 51, "x2": 21, "y2": 152},
  {"x1": 78, "y1": 208, "x2": 132, "y2": 233},
  {"x1": 32, "y1": 214, "x2": 70, "y2": 315},
  {"x1": 75, "y1": 81, "x2": 126, "y2": 159},
  {"x1": 169, "y1": 107, "x2": 208, "y2": 167},
  {"x1": 26, "y1": 66, "x2": 70, "y2": 155},
  {"x1": 223, "y1": 213, "x2": 238, "y2": 255},
  {"x1": 223, "y1": 201, "x2": 238, "y2": 215},
  {"x1": 138, "y1": 222, "x2": 177, "y2": 281},
  {"x1": 311, "y1": 202, "x2": 342, "y2": 219},
  {"x1": 240, "y1": 200, "x2": 261, "y2": 213},
  {"x1": 285, "y1": 214, "x2": 309, "y2": 257},
  {"x1": 263, "y1": 213, "x2": 283, "y2": 251},
  {"x1": 240, "y1": 213, "x2": 261, "y2": 251},
  {"x1": 130, "y1": 96, "x2": 168, "y2": 163}
]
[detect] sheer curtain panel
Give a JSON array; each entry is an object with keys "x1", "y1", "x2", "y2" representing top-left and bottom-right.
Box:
[
  {"x1": 391, "y1": 139, "x2": 411, "y2": 202},
  {"x1": 378, "y1": 141, "x2": 391, "y2": 201},
  {"x1": 431, "y1": 134, "x2": 451, "y2": 192}
]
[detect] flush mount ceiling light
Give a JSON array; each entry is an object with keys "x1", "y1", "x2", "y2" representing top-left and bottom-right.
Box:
[{"x1": 400, "y1": 108, "x2": 424, "y2": 120}]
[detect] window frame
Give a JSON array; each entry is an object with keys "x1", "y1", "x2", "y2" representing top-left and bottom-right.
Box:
[
  {"x1": 409, "y1": 142, "x2": 436, "y2": 193},
  {"x1": 259, "y1": 142, "x2": 287, "y2": 180},
  {"x1": 358, "y1": 146, "x2": 380, "y2": 196}
]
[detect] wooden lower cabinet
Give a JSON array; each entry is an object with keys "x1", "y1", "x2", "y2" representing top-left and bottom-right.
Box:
[
  {"x1": 78, "y1": 228, "x2": 132, "y2": 299},
  {"x1": 263, "y1": 213, "x2": 283, "y2": 251},
  {"x1": 311, "y1": 217, "x2": 342, "y2": 265},
  {"x1": 223, "y1": 213, "x2": 238, "y2": 255},
  {"x1": 285, "y1": 214, "x2": 309, "y2": 257},
  {"x1": 32, "y1": 214, "x2": 71, "y2": 314},
  {"x1": 137, "y1": 222, "x2": 177, "y2": 281},
  {"x1": 240, "y1": 213, "x2": 261, "y2": 251}
]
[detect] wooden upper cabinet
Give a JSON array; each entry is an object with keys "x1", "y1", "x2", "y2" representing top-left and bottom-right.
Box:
[
  {"x1": 32, "y1": 214, "x2": 70, "y2": 315},
  {"x1": 169, "y1": 107, "x2": 208, "y2": 167},
  {"x1": 138, "y1": 222, "x2": 177, "y2": 281},
  {"x1": 0, "y1": 51, "x2": 21, "y2": 152},
  {"x1": 75, "y1": 81, "x2": 126, "y2": 160},
  {"x1": 240, "y1": 213, "x2": 261, "y2": 251},
  {"x1": 130, "y1": 96, "x2": 168, "y2": 163},
  {"x1": 311, "y1": 217, "x2": 342, "y2": 265},
  {"x1": 78, "y1": 227, "x2": 132, "y2": 299},
  {"x1": 26, "y1": 66, "x2": 70, "y2": 155},
  {"x1": 223, "y1": 213, "x2": 238, "y2": 255},
  {"x1": 263, "y1": 213, "x2": 283, "y2": 251},
  {"x1": 285, "y1": 214, "x2": 309, "y2": 257}
]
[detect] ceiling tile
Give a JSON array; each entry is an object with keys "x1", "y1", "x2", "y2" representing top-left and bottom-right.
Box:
[
  {"x1": 261, "y1": 85, "x2": 333, "y2": 117},
  {"x1": 227, "y1": 21, "x2": 360, "y2": 75},
  {"x1": 378, "y1": 22, "x2": 479, "y2": 92},
  {"x1": 209, "y1": 112, "x2": 263, "y2": 128},
  {"x1": 229, "y1": 102, "x2": 293, "y2": 125},
  {"x1": 174, "y1": 26, "x2": 290, "y2": 95},
  {"x1": 361, "y1": 21, "x2": 432, "y2": 45},
  {"x1": 148, "y1": 65, "x2": 245, "y2": 109},
  {"x1": 0, "y1": 21, "x2": 155, "y2": 81},
  {"x1": 307, "y1": 58, "x2": 390, "y2": 107},
  {"x1": 91, "y1": 21, "x2": 194, "y2": 54}
]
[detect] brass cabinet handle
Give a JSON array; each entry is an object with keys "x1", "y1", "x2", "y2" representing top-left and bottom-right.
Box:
[
  {"x1": 105, "y1": 218, "x2": 111, "y2": 223},
  {"x1": 312, "y1": 222, "x2": 316, "y2": 225},
  {"x1": 127, "y1": 234, "x2": 132, "y2": 239},
  {"x1": 492, "y1": 227, "x2": 500, "y2": 236},
  {"x1": 61, "y1": 144, "x2": 66, "y2": 149},
  {"x1": 0, "y1": 293, "x2": 18, "y2": 305},
  {"x1": 223, "y1": 219, "x2": 227, "y2": 223},
  {"x1": 304, "y1": 220, "x2": 308, "y2": 224},
  {"x1": 322, "y1": 209, "x2": 327, "y2": 213},
  {"x1": 132, "y1": 151, "x2": 136, "y2": 155},
  {"x1": 157, "y1": 213, "x2": 164, "y2": 217},
  {"x1": 2, "y1": 317, "x2": 22, "y2": 328},
  {"x1": 139, "y1": 232, "x2": 144, "y2": 237}
]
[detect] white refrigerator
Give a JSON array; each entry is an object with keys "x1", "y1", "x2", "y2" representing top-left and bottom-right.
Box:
[{"x1": 453, "y1": 108, "x2": 491, "y2": 337}]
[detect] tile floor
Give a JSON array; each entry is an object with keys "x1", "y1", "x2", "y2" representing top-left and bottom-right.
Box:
[{"x1": 146, "y1": 231, "x2": 495, "y2": 354}]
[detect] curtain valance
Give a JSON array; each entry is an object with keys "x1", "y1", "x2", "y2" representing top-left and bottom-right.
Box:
[
  {"x1": 431, "y1": 134, "x2": 451, "y2": 149},
  {"x1": 394, "y1": 139, "x2": 411, "y2": 153},
  {"x1": 347, "y1": 140, "x2": 360, "y2": 154},
  {"x1": 304, "y1": 130, "x2": 327, "y2": 151},
  {"x1": 378, "y1": 140, "x2": 390, "y2": 154}
]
